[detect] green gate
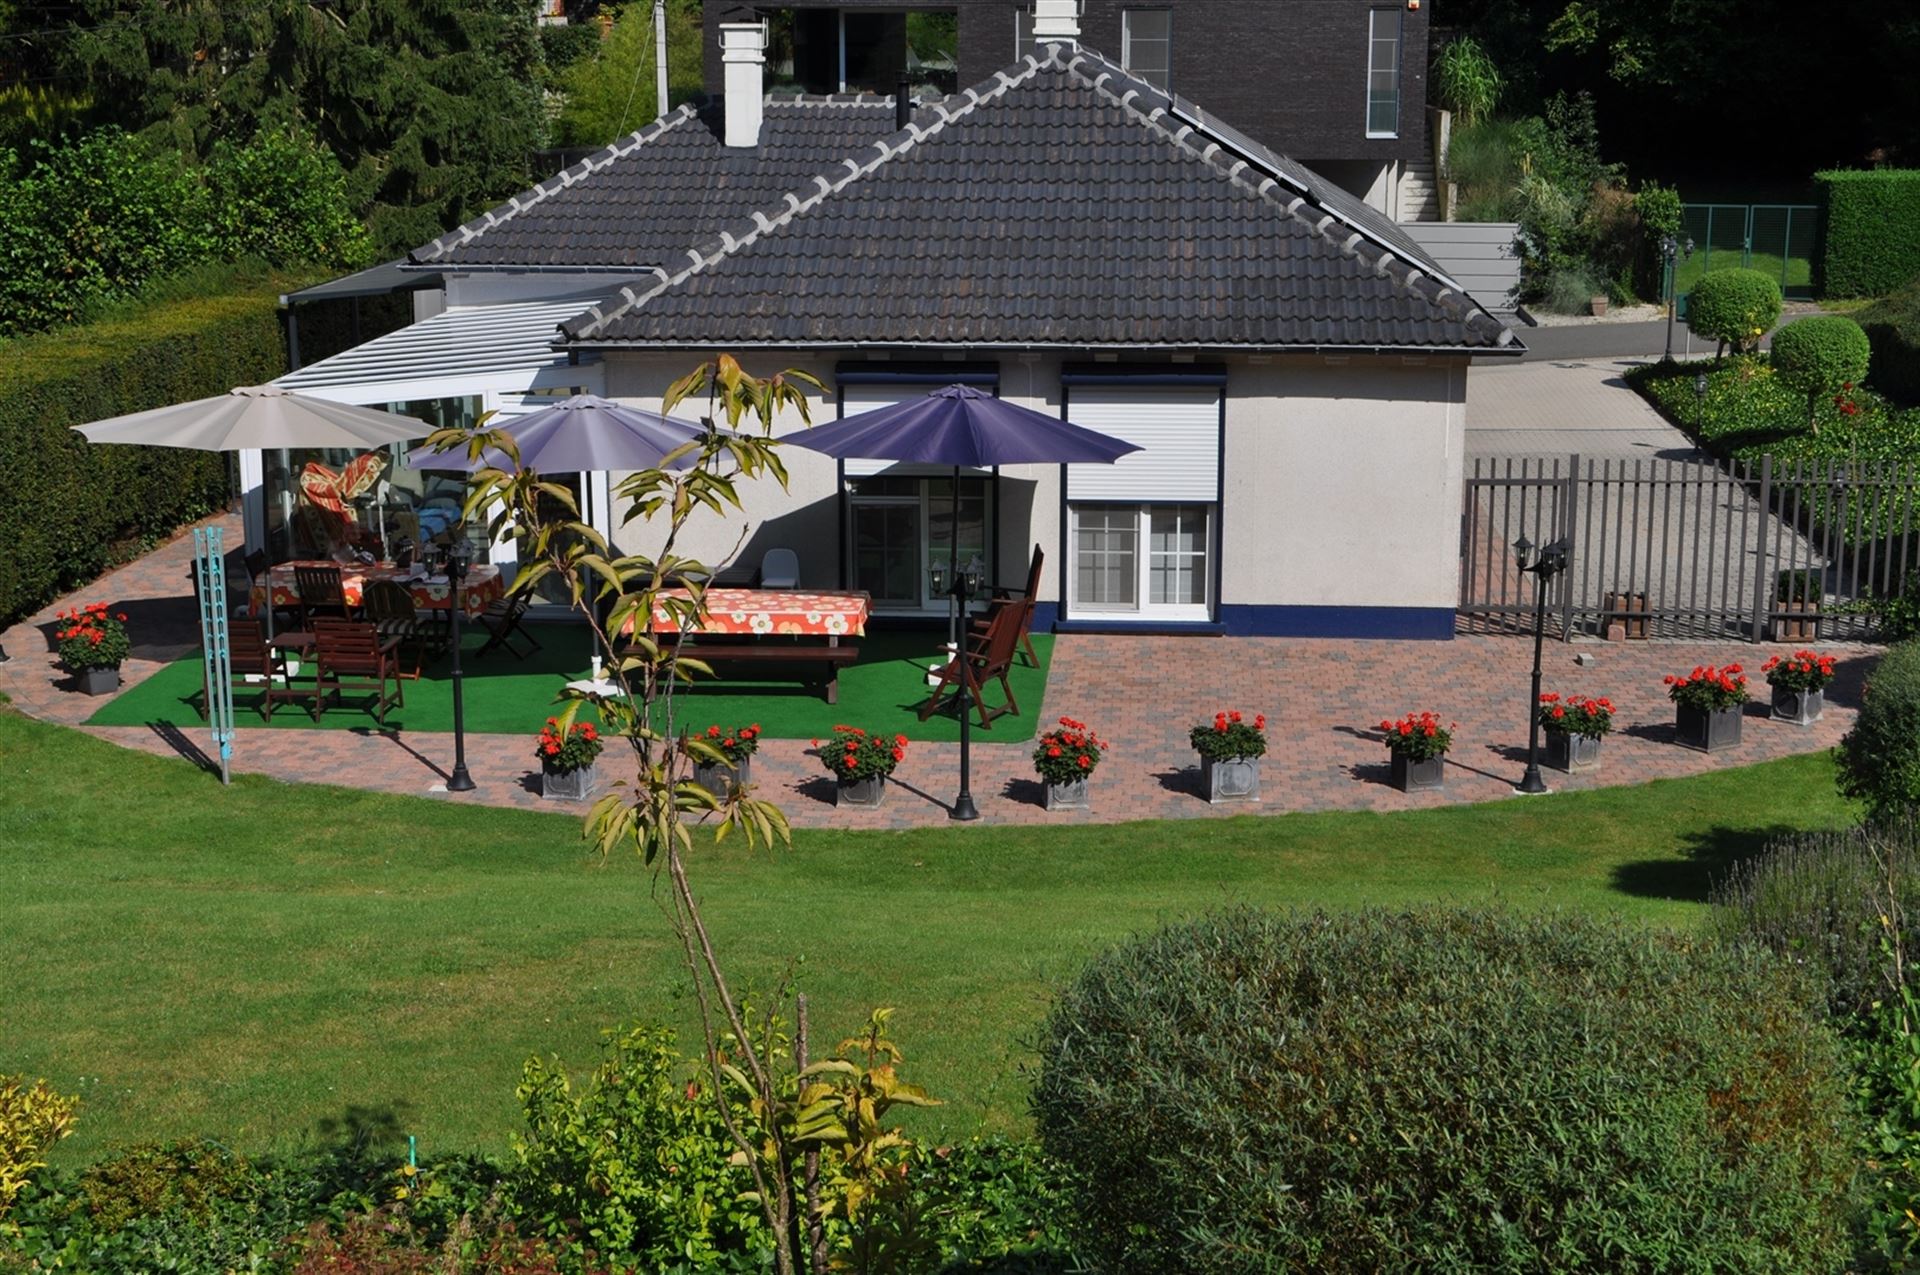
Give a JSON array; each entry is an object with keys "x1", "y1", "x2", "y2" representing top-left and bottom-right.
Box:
[{"x1": 1670, "y1": 203, "x2": 1819, "y2": 313}]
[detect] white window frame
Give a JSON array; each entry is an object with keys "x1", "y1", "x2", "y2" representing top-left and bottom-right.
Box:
[
  {"x1": 1365, "y1": 9, "x2": 1402, "y2": 139},
  {"x1": 1121, "y1": 8, "x2": 1171, "y2": 90},
  {"x1": 847, "y1": 477, "x2": 995, "y2": 614},
  {"x1": 1068, "y1": 502, "x2": 1213, "y2": 622}
]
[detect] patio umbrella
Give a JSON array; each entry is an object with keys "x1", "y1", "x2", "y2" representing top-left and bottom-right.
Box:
[
  {"x1": 405, "y1": 394, "x2": 707, "y2": 473},
  {"x1": 72, "y1": 384, "x2": 422, "y2": 451},
  {"x1": 787, "y1": 384, "x2": 1141, "y2": 821}
]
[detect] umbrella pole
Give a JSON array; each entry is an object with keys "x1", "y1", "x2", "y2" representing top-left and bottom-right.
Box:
[{"x1": 950, "y1": 466, "x2": 979, "y2": 821}]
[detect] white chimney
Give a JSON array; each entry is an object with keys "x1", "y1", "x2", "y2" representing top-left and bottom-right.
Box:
[
  {"x1": 1031, "y1": 0, "x2": 1081, "y2": 47},
  {"x1": 720, "y1": 18, "x2": 768, "y2": 148}
]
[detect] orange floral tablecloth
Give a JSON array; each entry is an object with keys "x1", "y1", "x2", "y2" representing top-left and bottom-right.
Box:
[
  {"x1": 251, "y1": 561, "x2": 506, "y2": 618},
  {"x1": 649, "y1": 588, "x2": 871, "y2": 638}
]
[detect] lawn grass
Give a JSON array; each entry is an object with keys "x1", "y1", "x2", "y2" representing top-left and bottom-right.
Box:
[
  {"x1": 83, "y1": 629, "x2": 1055, "y2": 744},
  {"x1": 0, "y1": 705, "x2": 1857, "y2": 1164}
]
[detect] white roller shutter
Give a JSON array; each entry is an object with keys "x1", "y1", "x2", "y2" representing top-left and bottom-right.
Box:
[{"x1": 1065, "y1": 386, "x2": 1221, "y2": 502}]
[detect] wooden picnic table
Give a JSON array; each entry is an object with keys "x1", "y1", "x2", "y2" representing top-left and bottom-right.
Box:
[
  {"x1": 638, "y1": 587, "x2": 873, "y2": 703},
  {"x1": 251, "y1": 560, "x2": 506, "y2": 619}
]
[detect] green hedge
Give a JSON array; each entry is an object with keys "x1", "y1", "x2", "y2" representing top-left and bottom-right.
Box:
[
  {"x1": 1816, "y1": 169, "x2": 1920, "y2": 299},
  {"x1": 0, "y1": 276, "x2": 305, "y2": 629},
  {"x1": 1859, "y1": 276, "x2": 1920, "y2": 405}
]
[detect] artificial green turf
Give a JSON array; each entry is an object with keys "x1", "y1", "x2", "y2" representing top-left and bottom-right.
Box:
[
  {"x1": 0, "y1": 704, "x2": 1859, "y2": 1163},
  {"x1": 82, "y1": 629, "x2": 1055, "y2": 744}
]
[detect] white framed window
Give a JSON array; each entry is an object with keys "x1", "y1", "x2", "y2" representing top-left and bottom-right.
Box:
[
  {"x1": 1366, "y1": 9, "x2": 1402, "y2": 138},
  {"x1": 1121, "y1": 8, "x2": 1171, "y2": 90},
  {"x1": 1070, "y1": 503, "x2": 1212, "y2": 620},
  {"x1": 1014, "y1": 7, "x2": 1034, "y2": 60}
]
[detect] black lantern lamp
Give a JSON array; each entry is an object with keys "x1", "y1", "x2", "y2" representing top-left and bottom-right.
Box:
[
  {"x1": 443, "y1": 536, "x2": 476, "y2": 793},
  {"x1": 1512, "y1": 533, "x2": 1571, "y2": 796},
  {"x1": 949, "y1": 553, "x2": 987, "y2": 822},
  {"x1": 1659, "y1": 234, "x2": 1695, "y2": 363}
]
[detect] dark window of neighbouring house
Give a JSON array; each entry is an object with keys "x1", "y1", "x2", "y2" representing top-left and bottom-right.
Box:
[
  {"x1": 1366, "y1": 9, "x2": 1402, "y2": 138},
  {"x1": 1121, "y1": 8, "x2": 1171, "y2": 90}
]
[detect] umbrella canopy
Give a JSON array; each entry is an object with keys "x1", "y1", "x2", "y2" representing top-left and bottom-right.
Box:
[
  {"x1": 785, "y1": 384, "x2": 1141, "y2": 467},
  {"x1": 406, "y1": 394, "x2": 706, "y2": 473},
  {"x1": 72, "y1": 385, "x2": 422, "y2": 451}
]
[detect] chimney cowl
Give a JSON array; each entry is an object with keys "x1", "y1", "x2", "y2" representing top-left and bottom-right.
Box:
[
  {"x1": 895, "y1": 74, "x2": 913, "y2": 130},
  {"x1": 719, "y1": 18, "x2": 768, "y2": 149},
  {"x1": 1031, "y1": 0, "x2": 1081, "y2": 47}
]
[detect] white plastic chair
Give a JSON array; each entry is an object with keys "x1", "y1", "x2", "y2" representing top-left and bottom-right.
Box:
[{"x1": 759, "y1": 547, "x2": 800, "y2": 589}]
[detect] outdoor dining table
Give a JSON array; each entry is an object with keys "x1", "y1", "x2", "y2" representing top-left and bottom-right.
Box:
[
  {"x1": 636, "y1": 587, "x2": 873, "y2": 703},
  {"x1": 251, "y1": 559, "x2": 507, "y2": 618}
]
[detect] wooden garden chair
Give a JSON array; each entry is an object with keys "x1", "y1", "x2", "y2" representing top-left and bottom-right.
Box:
[
  {"x1": 475, "y1": 593, "x2": 541, "y2": 660},
  {"x1": 311, "y1": 618, "x2": 404, "y2": 724},
  {"x1": 219, "y1": 619, "x2": 304, "y2": 722},
  {"x1": 361, "y1": 579, "x2": 439, "y2": 679},
  {"x1": 968, "y1": 544, "x2": 1044, "y2": 667},
  {"x1": 921, "y1": 598, "x2": 1023, "y2": 729},
  {"x1": 292, "y1": 563, "x2": 353, "y2": 628}
]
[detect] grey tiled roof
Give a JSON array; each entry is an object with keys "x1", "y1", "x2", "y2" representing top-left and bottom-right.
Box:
[
  {"x1": 410, "y1": 96, "x2": 900, "y2": 268},
  {"x1": 560, "y1": 45, "x2": 1517, "y2": 353}
]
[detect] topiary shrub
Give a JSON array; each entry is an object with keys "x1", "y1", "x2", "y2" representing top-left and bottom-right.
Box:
[
  {"x1": 1688, "y1": 267, "x2": 1784, "y2": 355},
  {"x1": 1772, "y1": 314, "x2": 1873, "y2": 431},
  {"x1": 1032, "y1": 907, "x2": 1857, "y2": 1274},
  {"x1": 1839, "y1": 641, "x2": 1920, "y2": 821}
]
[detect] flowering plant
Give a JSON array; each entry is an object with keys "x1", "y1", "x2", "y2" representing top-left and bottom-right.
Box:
[
  {"x1": 818, "y1": 725, "x2": 907, "y2": 783},
  {"x1": 692, "y1": 722, "x2": 763, "y2": 765},
  {"x1": 1033, "y1": 716, "x2": 1110, "y2": 785},
  {"x1": 1378, "y1": 711, "x2": 1454, "y2": 762},
  {"x1": 1762, "y1": 650, "x2": 1837, "y2": 693},
  {"x1": 1189, "y1": 709, "x2": 1267, "y2": 761},
  {"x1": 55, "y1": 602, "x2": 130, "y2": 671},
  {"x1": 1535, "y1": 692, "x2": 1615, "y2": 739},
  {"x1": 535, "y1": 717, "x2": 602, "y2": 772},
  {"x1": 1664, "y1": 663, "x2": 1751, "y2": 712}
]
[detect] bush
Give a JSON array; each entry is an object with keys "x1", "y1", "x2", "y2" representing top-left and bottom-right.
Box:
[
  {"x1": 77, "y1": 1140, "x2": 255, "y2": 1234},
  {"x1": 1431, "y1": 36, "x2": 1501, "y2": 127},
  {"x1": 1626, "y1": 355, "x2": 1920, "y2": 470},
  {"x1": 1688, "y1": 267, "x2": 1784, "y2": 353},
  {"x1": 0, "y1": 1077, "x2": 78, "y2": 1217},
  {"x1": 1839, "y1": 641, "x2": 1920, "y2": 821},
  {"x1": 1817, "y1": 169, "x2": 1920, "y2": 299},
  {"x1": 1032, "y1": 907, "x2": 1857, "y2": 1274},
  {"x1": 1771, "y1": 314, "x2": 1873, "y2": 429},
  {"x1": 1858, "y1": 275, "x2": 1920, "y2": 406},
  {"x1": 0, "y1": 275, "x2": 297, "y2": 629}
]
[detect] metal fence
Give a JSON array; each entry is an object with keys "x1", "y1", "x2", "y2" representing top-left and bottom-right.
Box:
[
  {"x1": 1672, "y1": 202, "x2": 1819, "y2": 306},
  {"x1": 1459, "y1": 454, "x2": 1920, "y2": 642}
]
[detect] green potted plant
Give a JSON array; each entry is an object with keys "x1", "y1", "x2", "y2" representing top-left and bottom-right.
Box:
[
  {"x1": 1773, "y1": 569, "x2": 1821, "y2": 641},
  {"x1": 820, "y1": 725, "x2": 906, "y2": 807},
  {"x1": 1189, "y1": 710, "x2": 1266, "y2": 804},
  {"x1": 1536, "y1": 692, "x2": 1614, "y2": 773},
  {"x1": 1379, "y1": 711, "x2": 1453, "y2": 792},
  {"x1": 1762, "y1": 649, "x2": 1836, "y2": 726},
  {"x1": 535, "y1": 717, "x2": 603, "y2": 801},
  {"x1": 1664, "y1": 663, "x2": 1750, "y2": 752},
  {"x1": 55, "y1": 602, "x2": 131, "y2": 696},
  {"x1": 688, "y1": 722, "x2": 762, "y2": 795},
  {"x1": 1032, "y1": 716, "x2": 1109, "y2": 811}
]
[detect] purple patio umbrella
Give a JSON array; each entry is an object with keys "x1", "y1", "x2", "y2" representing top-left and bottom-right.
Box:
[
  {"x1": 406, "y1": 393, "x2": 707, "y2": 473},
  {"x1": 788, "y1": 384, "x2": 1141, "y2": 821}
]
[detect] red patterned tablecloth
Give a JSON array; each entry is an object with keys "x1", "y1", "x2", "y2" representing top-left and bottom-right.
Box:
[
  {"x1": 649, "y1": 587, "x2": 870, "y2": 638},
  {"x1": 251, "y1": 560, "x2": 506, "y2": 618}
]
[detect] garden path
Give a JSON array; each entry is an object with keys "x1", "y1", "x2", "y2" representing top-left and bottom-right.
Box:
[{"x1": 0, "y1": 513, "x2": 1877, "y2": 830}]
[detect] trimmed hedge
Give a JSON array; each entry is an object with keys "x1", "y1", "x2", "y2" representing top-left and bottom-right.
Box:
[
  {"x1": 1839, "y1": 640, "x2": 1920, "y2": 821},
  {"x1": 1817, "y1": 169, "x2": 1920, "y2": 299},
  {"x1": 1688, "y1": 267, "x2": 1783, "y2": 353},
  {"x1": 1859, "y1": 275, "x2": 1920, "y2": 406},
  {"x1": 1771, "y1": 314, "x2": 1872, "y2": 427},
  {"x1": 0, "y1": 276, "x2": 303, "y2": 628},
  {"x1": 1033, "y1": 907, "x2": 1858, "y2": 1274}
]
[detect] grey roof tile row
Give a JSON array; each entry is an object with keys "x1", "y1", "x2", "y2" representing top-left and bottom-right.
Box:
[{"x1": 559, "y1": 46, "x2": 1513, "y2": 352}]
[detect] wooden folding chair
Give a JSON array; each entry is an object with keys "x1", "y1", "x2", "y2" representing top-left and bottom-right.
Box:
[
  {"x1": 921, "y1": 598, "x2": 1023, "y2": 728},
  {"x1": 221, "y1": 619, "x2": 303, "y2": 721},
  {"x1": 311, "y1": 618, "x2": 404, "y2": 724},
  {"x1": 292, "y1": 563, "x2": 353, "y2": 628},
  {"x1": 361, "y1": 579, "x2": 438, "y2": 679},
  {"x1": 969, "y1": 544, "x2": 1044, "y2": 667},
  {"x1": 474, "y1": 593, "x2": 541, "y2": 660}
]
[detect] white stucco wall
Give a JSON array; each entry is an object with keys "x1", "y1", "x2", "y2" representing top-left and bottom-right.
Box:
[{"x1": 1221, "y1": 357, "x2": 1466, "y2": 611}]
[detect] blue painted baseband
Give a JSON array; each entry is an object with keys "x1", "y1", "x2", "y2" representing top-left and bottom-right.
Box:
[{"x1": 1041, "y1": 604, "x2": 1455, "y2": 640}]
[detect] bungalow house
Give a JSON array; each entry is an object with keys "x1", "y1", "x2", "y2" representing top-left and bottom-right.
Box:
[{"x1": 265, "y1": 0, "x2": 1519, "y2": 639}]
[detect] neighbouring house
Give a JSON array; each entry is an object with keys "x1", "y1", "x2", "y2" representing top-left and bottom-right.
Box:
[
  {"x1": 263, "y1": 0, "x2": 1518, "y2": 639},
  {"x1": 704, "y1": 0, "x2": 1441, "y2": 222}
]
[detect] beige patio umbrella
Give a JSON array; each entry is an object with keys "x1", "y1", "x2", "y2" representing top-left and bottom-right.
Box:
[{"x1": 72, "y1": 384, "x2": 421, "y2": 450}]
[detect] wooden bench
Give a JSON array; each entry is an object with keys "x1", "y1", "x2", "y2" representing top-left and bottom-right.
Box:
[{"x1": 653, "y1": 640, "x2": 862, "y2": 704}]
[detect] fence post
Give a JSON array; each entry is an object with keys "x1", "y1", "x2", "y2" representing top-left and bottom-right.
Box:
[{"x1": 1749, "y1": 454, "x2": 1773, "y2": 643}]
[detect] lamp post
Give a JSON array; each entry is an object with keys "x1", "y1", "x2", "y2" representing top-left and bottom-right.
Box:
[
  {"x1": 1694, "y1": 371, "x2": 1709, "y2": 432},
  {"x1": 1660, "y1": 234, "x2": 1695, "y2": 363},
  {"x1": 1513, "y1": 533, "x2": 1570, "y2": 796},
  {"x1": 950, "y1": 554, "x2": 984, "y2": 822},
  {"x1": 444, "y1": 537, "x2": 476, "y2": 793}
]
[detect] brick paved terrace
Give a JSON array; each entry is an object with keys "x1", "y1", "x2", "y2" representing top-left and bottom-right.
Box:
[{"x1": 0, "y1": 513, "x2": 1880, "y2": 830}]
